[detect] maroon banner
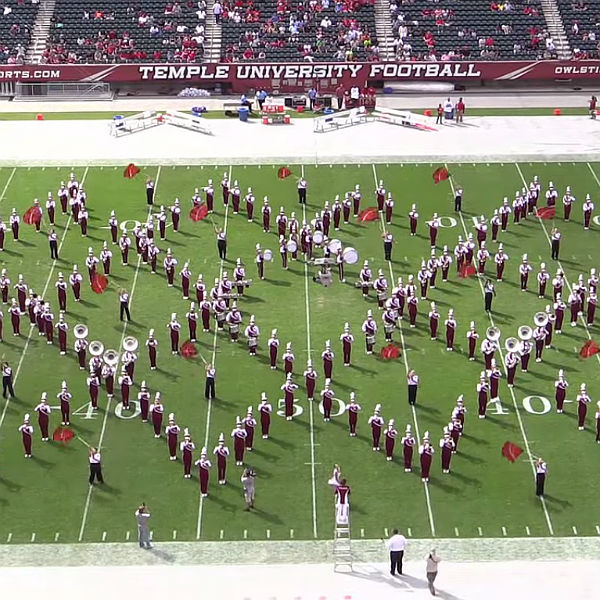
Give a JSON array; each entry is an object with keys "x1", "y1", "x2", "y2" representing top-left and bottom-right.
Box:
[{"x1": 1, "y1": 61, "x2": 599, "y2": 90}]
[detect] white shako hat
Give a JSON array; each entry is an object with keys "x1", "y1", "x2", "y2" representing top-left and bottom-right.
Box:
[
  {"x1": 184, "y1": 428, "x2": 190, "y2": 439},
  {"x1": 168, "y1": 413, "x2": 175, "y2": 423},
  {"x1": 261, "y1": 392, "x2": 267, "y2": 401},
  {"x1": 61, "y1": 380, "x2": 67, "y2": 389},
  {"x1": 405, "y1": 423, "x2": 411, "y2": 433},
  {"x1": 218, "y1": 432, "x2": 225, "y2": 443},
  {"x1": 374, "y1": 403, "x2": 381, "y2": 413}
]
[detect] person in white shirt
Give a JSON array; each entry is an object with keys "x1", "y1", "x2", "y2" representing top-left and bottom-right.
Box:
[
  {"x1": 388, "y1": 528, "x2": 407, "y2": 575},
  {"x1": 426, "y1": 549, "x2": 441, "y2": 595},
  {"x1": 88, "y1": 447, "x2": 104, "y2": 484}
]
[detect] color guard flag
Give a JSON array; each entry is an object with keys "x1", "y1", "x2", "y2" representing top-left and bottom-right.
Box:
[
  {"x1": 432, "y1": 167, "x2": 450, "y2": 184},
  {"x1": 23, "y1": 206, "x2": 42, "y2": 225},
  {"x1": 52, "y1": 427, "x2": 75, "y2": 445},
  {"x1": 459, "y1": 264, "x2": 477, "y2": 278},
  {"x1": 91, "y1": 273, "x2": 108, "y2": 294},
  {"x1": 358, "y1": 207, "x2": 379, "y2": 222},
  {"x1": 189, "y1": 204, "x2": 208, "y2": 222},
  {"x1": 501, "y1": 441, "x2": 523, "y2": 463},
  {"x1": 277, "y1": 166, "x2": 292, "y2": 179},
  {"x1": 536, "y1": 206, "x2": 555, "y2": 220},
  {"x1": 123, "y1": 163, "x2": 141, "y2": 179},
  {"x1": 381, "y1": 344, "x2": 401, "y2": 359},
  {"x1": 181, "y1": 340, "x2": 198, "y2": 359},
  {"x1": 579, "y1": 339, "x2": 600, "y2": 358}
]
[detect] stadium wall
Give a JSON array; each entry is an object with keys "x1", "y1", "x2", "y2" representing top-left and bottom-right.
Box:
[{"x1": 1, "y1": 61, "x2": 599, "y2": 93}]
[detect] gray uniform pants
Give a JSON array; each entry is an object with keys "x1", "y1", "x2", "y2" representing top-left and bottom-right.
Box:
[{"x1": 138, "y1": 525, "x2": 151, "y2": 548}]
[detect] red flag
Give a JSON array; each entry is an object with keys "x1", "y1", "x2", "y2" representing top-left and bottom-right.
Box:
[
  {"x1": 123, "y1": 163, "x2": 141, "y2": 179},
  {"x1": 277, "y1": 166, "x2": 292, "y2": 179},
  {"x1": 381, "y1": 344, "x2": 401, "y2": 359},
  {"x1": 91, "y1": 273, "x2": 108, "y2": 294},
  {"x1": 52, "y1": 427, "x2": 75, "y2": 445},
  {"x1": 181, "y1": 340, "x2": 198, "y2": 359},
  {"x1": 536, "y1": 206, "x2": 555, "y2": 220},
  {"x1": 189, "y1": 204, "x2": 208, "y2": 222},
  {"x1": 579, "y1": 339, "x2": 600, "y2": 358},
  {"x1": 501, "y1": 441, "x2": 523, "y2": 463},
  {"x1": 358, "y1": 207, "x2": 379, "y2": 222},
  {"x1": 459, "y1": 264, "x2": 476, "y2": 278},
  {"x1": 23, "y1": 206, "x2": 42, "y2": 225},
  {"x1": 432, "y1": 167, "x2": 449, "y2": 184}
]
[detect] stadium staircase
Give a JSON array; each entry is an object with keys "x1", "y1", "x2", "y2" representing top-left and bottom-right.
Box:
[
  {"x1": 374, "y1": 0, "x2": 395, "y2": 60},
  {"x1": 203, "y1": 0, "x2": 222, "y2": 64},
  {"x1": 540, "y1": 0, "x2": 572, "y2": 58},
  {"x1": 25, "y1": 0, "x2": 56, "y2": 64}
]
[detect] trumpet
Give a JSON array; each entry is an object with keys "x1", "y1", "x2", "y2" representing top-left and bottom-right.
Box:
[
  {"x1": 74, "y1": 324, "x2": 88, "y2": 339},
  {"x1": 89, "y1": 340, "x2": 105, "y2": 357},
  {"x1": 534, "y1": 312, "x2": 549, "y2": 327},
  {"x1": 486, "y1": 326, "x2": 501, "y2": 342},
  {"x1": 103, "y1": 349, "x2": 120, "y2": 366},
  {"x1": 122, "y1": 336, "x2": 139, "y2": 352},
  {"x1": 505, "y1": 337, "x2": 520, "y2": 352},
  {"x1": 518, "y1": 325, "x2": 533, "y2": 341}
]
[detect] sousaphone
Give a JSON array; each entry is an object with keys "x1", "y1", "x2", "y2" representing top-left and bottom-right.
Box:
[
  {"x1": 518, "y1": 325, "x2": 533, "y2": 341},
  {"x1": 89, "y1": 340, "x2": 104, "y2": 357},
  {"x1": 103, "y1": 349, "x2": 120, "y2": 366},
  {"x1": 534, "y1": 312, "x2": 549, "y2": 327},
  {"x1": 74, "y1": 324, "x2": 88, "y2": 339},
  {"x1": 486, "y1": 326, "x2": 501, "y2": 342},
  {"x1": 505, "y1": 337, "x2": 520, "y2": 352},
  {"x1": 122, "y1": 336, "x2": 139, "y2": 352}
]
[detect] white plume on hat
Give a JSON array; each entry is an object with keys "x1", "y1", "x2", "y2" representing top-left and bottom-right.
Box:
[
  {"x1": 41, "y1": 392, "x2": 47, "y2": 401},
  {"x1": 201, "y1": 446, "x2": 207, "y2": 456},
  {"x1": 374, "y1": 403, "x2": 381, "y2": 413},
  {"x1": 24, "y1": 413, "x2": 30, "y2": 422},
  {"x1": 236, "y1": 416, "x2": 241, "y2": 425},
  {"x1": 184, "y1": 428, "x2": 190, "y2": 438},
  {"x1": 405, "y1": 424, "x2": 411, "y2": 433},
  {"x1": 168, "y1": 413, "x2": 175, "y2": 422},
  {"x1": 271, "y1": 328, "x2": 277, "y2": 336},
  {"x1": 218, "y1": 432, "x2": 224, "y2": 443},
  {"x1": 61, "y1": 381, "x2": 67, "y2": 389},
  {"x1": 261, "y1": 392, "x2": 267, "y2": 401},
  {"x1": 247, "y1": 406, "x2": 253, "y2": 414}
]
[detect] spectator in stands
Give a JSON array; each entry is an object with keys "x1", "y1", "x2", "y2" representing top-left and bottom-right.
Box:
[{"x1": 213, "y1": 0, "x2": 222, "y2": 24}]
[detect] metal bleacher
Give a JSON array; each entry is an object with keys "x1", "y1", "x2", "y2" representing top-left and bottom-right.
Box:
[
  {"x1": 0, "y1": 0, "x2": 39, "y2": 65},
  {"x1": 557, "y1": 0, "x2": 600, "y2": 58}
]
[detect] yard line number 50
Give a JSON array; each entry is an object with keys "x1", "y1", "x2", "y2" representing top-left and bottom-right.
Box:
[{"x1": 276, "y1": 397, "x2": 347, "y2": 418}]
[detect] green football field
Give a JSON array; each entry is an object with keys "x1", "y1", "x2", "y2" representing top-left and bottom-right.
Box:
[{"x1": 0, "y1": 160, "x2": 599, "y2": 545}]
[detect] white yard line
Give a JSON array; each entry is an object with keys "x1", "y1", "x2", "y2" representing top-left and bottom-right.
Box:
[
  {"x1": 371, "y1": 164, "x2": 436, "y2": 537},
  {"x1": 515, "y1": 163, "x2": 600, "y2": 368},
  {"x1": 78, "y1": 166, "x2": 161, "y2": 542},
  {"x1": 0, "y1": 167, "x2": 16, "y2": 202},
  {"x1": 447, "y1": 164, "x2": 554, "y2": 536},
  {"x1": 0, "y1": 166, "x2": 89, "y2": 436},
  {"x1": 586, "y1": 162, "x2": 600, "y2": 187},
  {"x1": 301, "y1": 164, "x2": 319, "y2": 540},
  {"x1": 196, "y1": 165, "x2": 231, "y2": 540}
]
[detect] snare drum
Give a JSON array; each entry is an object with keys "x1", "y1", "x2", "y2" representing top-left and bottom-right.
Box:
[
  {"x1": 342, "y1": 247, "x2": 359, "y2": 265},
  {"x1": 366, "y1": 334, "x2": 376, "y2": 345},
  {"x1": 313, "y1": 230, "x2": 324, "y2": 245},
  {"x1": 264, "y1": 249, "x2": 274, "y2": 261},
  {"x1": 328, "y1": 238, "x2": 342, "y2": 254}
]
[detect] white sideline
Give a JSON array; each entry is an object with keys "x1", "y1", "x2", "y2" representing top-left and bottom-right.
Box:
[
  {"x1": 446, "y1": 164, "x2": 554, "y2": 536},
  {"x1": 77, "y1": 166, "x2": 161, "y2": 542},
  {"x1": 371, "y1": 164, "x2": 436, "y2": 537}
]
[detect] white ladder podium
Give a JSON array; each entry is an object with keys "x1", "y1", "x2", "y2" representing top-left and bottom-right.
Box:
[{"x1": 333, "y1": 503, "x2": 352, "y2": 570}]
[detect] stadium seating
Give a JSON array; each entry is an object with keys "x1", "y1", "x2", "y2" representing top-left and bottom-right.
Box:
[
  {"x1": 42, "y1": 1, "x2": 208, "y2": 64},
  {"x1": 558, "y1": 0, "x2": 600, "y2": 58},
  {"x1": 0, "y1": 0, "x2": 39, "y2": 64},
  {"x1": 220, "y1": 0, "x2": 379, "y2": 63},
  {"x1": 390, "y1": 0, "x2": 553, "y2": 61}
]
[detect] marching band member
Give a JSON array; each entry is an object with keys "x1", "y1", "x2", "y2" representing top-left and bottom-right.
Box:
[
  {"x1": 102, "y1": 361, "x2": 116, "y2": 399},
  {"x1": 46, "y1": 192, "x2": 55, "y2": 226},
  {"x1": 31, "y1": 198, "x2": 43, "y2": 233},
  {"x1": 14, "y1": 274, "x2": 27, "y2": 312},
  {"x1": 440, "y1": 246, "x2": 453, "y2": 282},
  {"x1": 85, "y1": 247, "x2": 99, "y2": 284},
  {"x1": 475, "y1": 215, "x2": 488, "y2": 247},
  {"x1": 244, "y1": 314, "x2": 260, "y2": 356},
  {"x1": 535, "y1": 457, "x2": 548, "y2": 497},
  {"x1": 428, "y1": 213, "x2": 440, "y2": 248},
  {"x1": 551, "y1": 227, "x2": 561, "y2": 260},
  {"x1": 529, "y1": 178, "x2": 540, "y2": 212},
  {"x1": 453, "y1": 395, "x2": 466, "y2": 430},
  {"x1": 192, "y1": 187, "x2": 202, "y2": 208},
  {"x1": 568, "y1": 290, "x2": 579, "y2": 327},
  {"x1": 145, "y1": 329, "x2": 158, "y2": 370},
  {"x1": 595, "y1": 401, "x2": 600, "y2": 443},
  {"x1": 519, "y1": 254, "x2": 532, "y2": 291},
  {"x1": 407, "y1": 293, "x2": 419, "y2": 328},
  {"x1": 204, "y1": 179, "x2": 214, "y2": 214},
  {"x1": 195, "y1": 273, "x2": 207, "y2": 302},
  {"x1": 484, "y1": 279, "x2": 496, "y2": 312},
  {"x1": 449, "y1": 416, "x2": 462, "y2": 453},
  {"x1": 407, "y1": 369, "x2": 419, "y2": 406},
  {"x1": 562, "y1": 185, "x2": 575, "y2": 221},
  {"x1": 464, "y1": 233, "x2": 476, "y2": 265},
  {"x1": 440, "y1": 429, "x2": 455, "y2": 474},
  {"x1": 165, "y1": 413, "x2": 180, "y2": 461},
  {"x1": 583, "y1": 194, "x2": 594, "y2": 229},
  {"x1": 150, "y1": 393, "x2": 164, "y2": 438},
  {"x1": 493, "y1": 244, "x2": 508, "y2": 282},
  {"x1": 279, "y1": 235, "x2": 288, "y2": 269},
  {"x1": 332, "y1": 196, "x2": 342, "y2": 231},
  {"x1": 119, "y1": 367, "x2": 133, "y2": 410},
  {"x1": 408, "y1": 203, "x2": 418, "y2": 236},
  {"x1": 167, "y1": 313, "x2": 181, "y2": 354},
  {"x1": 18, "y1": 414, "x2": 34, "y2": 458},
  {"x1": 225, "y1": 301, "x2": 241, "y2": 343},
  {"x1": 362, "y1": 309, "x2": 377, "y2": 354},
  {"x1": 231, "y1": 417, "x2": 247, "y2": 465},
  {"x1": 276, "y1": 207, "x2": 287, "y2": 237},
  {"x1": 34, "y1": 393, "x2": 51, "y2": 441},
  {"x1": 157, "y1": 206, "x2": 168, "y2": 240},
  {"x1": 55, "y1": 311, "x2": 68, "y2": 355},
  {"x1": 368, "y1": 404, "x2": 384, "y2": 451},
  {"x1": 499, "y1": 197, "x2": 511, "y2": 232},
  {"x1": 427, "y1": 250, "x2": 439, "y2": 289},
  {"x1": 244, "y1": 187, "x2": 255, "y2": 222},
  {"x1": 554, "y1": 292, "x2": 566, "y2": 333},
  {"x1": 490, "y1": 209, "x2": 501, "y2": 242},
  {"x1": 213, "y1": 433, "x2": 229, "y2": 484},
  {"x1": 181, "y1": 429, "x2": 195, "y2": 479},
  {"x1": 382, "y1": 230, "x2": 394, "y2": 261},
  {"x1": 545, "y1": 181, "x2": 558, "y2": 207},
  {"x1": 321, "y1": 340, "x2": 334, "y2": 383},
  {"x1": 67, "y1": 172, "x2": 79, "y2": 201},
  {"x1": 384, "y1": 192, "x2": 394, "y2": 225},
  {"x1": 261, "y1": 197, "x2": 271, "y2": 233},
  {"x1": 298, "y1": 176, "x2": 307, "y2": 205},
  {"x1": 489, "y1": 358, "x2": 502, "y2": 401},
  {"x1": 375, "y1": 180, "x2": 386, "y2": 212},
  {"x1": 304, "y1": 360, "x2": 318, "y2": 401},
  {"x1": 231, "y1": 180, "x2": 241, "y2": 213},
  {"x1": 281, "y1": 373, "x2": 298, "y2": 421},
  {"x1": 221, "y1": 172, "x2": 230, "y2": 206},
  {"x1": 588, "y1": 268, "x2": 598, "y2": 294},
  {"x1": 75, "y1": 333, "x2": 88, "y2": 370},
  {"x1": 58, "y1": 180, "x2": 68, "y2": 214},
  {"x1": 100, "y1": 242, "x2": 112, "y2": 276},
  {"x1": 255, "y1": 244, "x2": 265, "y2": 280},
  {"x1": 258, "y1": 393, "x2": 273, "y2": 439},
  {"x1": 419, "y1": 432, "x2": 434, "y2": 482},
  {"x1": 383, "y1": 303, "x2": 396, "y2": 342},
  {"x1": 243, "y1": 407, "x2": 257, "y2": 451},
  {"x1": 186, "y1": 302, "x2": 199, "y2": 342},
  {"x1": 375, "y1": 269, "x2": 388, "y2": 308},
  {"x1": 544, "y1": 305, "x2": 555, "y2": 348},
  {"x1": 537, "y1": 263, "x2": 550, "y2": 298},
  {"x1": 512, "y1": 191, "x2": 522, "y2": 224},
  {"x1": 180, "y1": 261, "x2": 191, "y2": 299},
  {"x1": 78, "y1": 205, "x2": 89, "y2": 236},
  {"x1": 163, "y1": 248, "x2": 178, "y2": 287},
  {"x1": 0, "y1": 217, "x2": 5, "y2": 251},
  {"x1": 196, "y1": 448, "x2": 212, "y2": 498},
  {"x1": 320, "y1": 383, "x2": 335, "y2": 422},
  {"x1": 336, "y1": 248, "x2": 345, "y2": 283},
  {"x1": 267, "y1": 329, "x2": 279, "y2": 369},
  {"x1": 55, "y1": 272, "x2": 67, "y2": 312},
  {"x1": 587, "y1": 291, "x2": 597, "y2": 325},
  {"x1": 119, "y1": 230, "x2": 131, "y2": 266},
  {"x1": 9, "y1": 208, "x2": 19, "y2": 241},
  {"x1": 359, "y1": 260, "x2": 372, "y2": 298},
  {"x1": 384, "y1": 419, "x2": 397, "y2": 461},
  {"x1": 205, "y1": 363, "x2": 216, "y2": 399},
  {"x1": 476, "y1": 372, "x2": 489, "y2": 419},
  {"x1": 400, "y1": 424, "x2": 415, "y2": 472},
  {"x1": 477, "y1": 242, "x2": 489, "y2": 275},
  {"x1": 520, "y1": 334, "x2": 532, "y2": 372},
  {"x1": 454, "y1": 237, "x2": 466, "y2": 273},
  {"x1": 138, "y1": 380, "x2": 150, "y2": 422},
  {"x1": 505, "y1": 347, "x2": 519, "y2": 388},
  {"x1": 445, "y1": 309, "x2": 457, "y2": 351},
  {"x1": 321, "y1": 204, "x2": 331, "y2": 237},
  {"x1": 352, "y1": 184, "x2": 361, "y2": 217},
  {"x1": 428, "y1": 302, "x2": 440, "y2": 340},
  {"x1": 346, "y1": 392, "x2": 361, "y2": 437},
  {"x1": 233, "y1": 259, "x2": 247, "y2": 296},
  {"x1": 44, "y1": 304, "x2": 55, "y2": 345},
  {"x1": 555, "y1": 369, "x2": 569, "y2": 413},
  {"x1": 577, "y1": 383, "x2": 591, "y2": 431},
  {"x1": 213, "y1": 294, "x2": 227, "y2": 331},
  {"x1": 200, "y1": 297, "x2": 212, "y2": 332},
  {"x1": 533, "y1": 322, "x2": 546, "y2": 362},
  {"x1": 342, "y1": 193, "x2": 352, "y2": 224},
  {"x1": 57, "y1": 380, "x2": 71, "y2": 426},
  {"x1": 481, "y1": 334, "x2": 496, "y2": 369},
  {"x1": 170, "y1": 198, "x2": 181, "y2": 233}
]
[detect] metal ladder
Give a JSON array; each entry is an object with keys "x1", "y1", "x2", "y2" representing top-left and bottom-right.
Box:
[{"x1": 333, "y1": 506, "x2": 352, "y2": 570}]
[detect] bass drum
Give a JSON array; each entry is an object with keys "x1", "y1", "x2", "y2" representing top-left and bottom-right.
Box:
[
  {"x1": 342, "y1": 247, "x2": 359, "y2": 265},
  {"x1": 263, "y1": 249, "x2": 274, "y2": 261},
  {"x1": 313, "y1": 230, "x2": 324, "y2": 244},
  {"x1": 286, "y1": 239, "x2": 298, "y2": 253},
  {"x1": 328, "y1": 238, "x2": 342, "y2": 254}
]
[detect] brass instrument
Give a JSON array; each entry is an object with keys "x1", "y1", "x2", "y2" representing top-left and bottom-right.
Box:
[
  {"x1": 74, "y1": 324, "x2": 88, "y2": 339},
  {"x1": 534, "y1": 312, "x2": 549, "y2": 327},
  {"x1": 486, "y1": 326, "x2": 501, "y2": 342},
  {"x1": 518, "y1": 325, "x2": 533, "y2": 341},
  {"x1": 89, "y1": 340, "x2": 104, "y2": 357},
  {"x1": 505, "y1": 337, "x2": 520, "y2": 352},
  {"x1": 122, "y1": 336, "x2": 139, "y2": 352},
  {"x1": 103, "y1": 349, "x2": 120, "y2": 366}
]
